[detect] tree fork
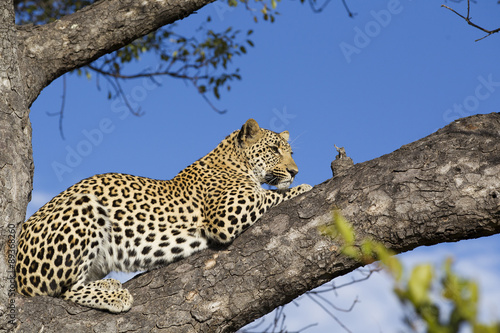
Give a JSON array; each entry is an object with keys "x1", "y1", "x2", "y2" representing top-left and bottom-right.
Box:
[
  {"x1": 11, "y1": 113, "x2": 500, "y2": 332},
  {"x1": 16, "y1": 0, "x2": 217, "y2": 106}
]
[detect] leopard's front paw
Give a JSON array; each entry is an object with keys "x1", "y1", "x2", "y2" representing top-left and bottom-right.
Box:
[
  {"x1": 296, "y1": 184, "x2": 313, "y2": 193},
  {"x1": 281, "y1": 184, "x2": 313, "y2": 200},
  {"x1": 285, "y1": 184, "x2": 312, "y2": 199}
]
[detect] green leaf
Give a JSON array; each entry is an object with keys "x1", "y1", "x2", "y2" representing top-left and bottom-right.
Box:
[
  {"x1": 342, "y1": 245, "x2": 361, "y2": 260},
  {"x1": 408, "y1": 264, "x2": 433, "y2": 306},
  {"x1": 473, "y1": 323, "x2": 500, "y2": 333},
  {"x1": 385, "y1": 256, "x2": 403, "y2": 281},
  {"x1": 333, "y1": 210, "x2": 354, "y2": 245},
  {"x1": 317, "y1": 224, "x2": 337, "y2": 239},
  {"x1": 360, "y1": 240, "x2": 374, "y2": 258}
]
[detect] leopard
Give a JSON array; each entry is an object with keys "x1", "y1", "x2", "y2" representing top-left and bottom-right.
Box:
[{"x1": 15, "y1": 118, "x2": 312, "y2": 313}]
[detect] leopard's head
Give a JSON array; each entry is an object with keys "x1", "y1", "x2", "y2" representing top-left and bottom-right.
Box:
[{"x1": 237, "y1": 119, "x2": 299, "y2": 190}]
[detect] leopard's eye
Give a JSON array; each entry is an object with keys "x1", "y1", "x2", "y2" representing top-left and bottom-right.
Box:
[{"x1": 270, "y1": 146, "x2": 280, "y2": 154}]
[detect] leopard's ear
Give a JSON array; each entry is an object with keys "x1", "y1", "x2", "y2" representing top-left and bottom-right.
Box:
[
  {"x1": 238, "y1": 119, "x2": 262, "y2": 147},
  {"x1": 279, "y1": 130, "x2": 289, "y2": 141}
]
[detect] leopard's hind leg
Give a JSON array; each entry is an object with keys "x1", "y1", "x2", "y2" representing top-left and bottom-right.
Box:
[{"x1": 61, "y1": 279, "x2": 133, "y2": 313}]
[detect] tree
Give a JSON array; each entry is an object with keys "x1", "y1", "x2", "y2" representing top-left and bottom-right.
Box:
[{"x1": 1, "y1": 0, "x2": 499, "y2": 332}]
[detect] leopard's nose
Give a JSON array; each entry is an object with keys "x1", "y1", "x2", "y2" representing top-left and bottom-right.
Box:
[{"x1": 287, "y1": 167, "x2": 298, "y2": 178}]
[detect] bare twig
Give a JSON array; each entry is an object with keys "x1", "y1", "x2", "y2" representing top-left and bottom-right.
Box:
[
  {"x1": 442, "y1": 0, "x2": 500, "y2": 41},
  {"x1": 341, "y1": 0, "x2": 356, "y2": 18},
  {"x1": 87, "y1": 63, "x2": 227, "y2": 114},
  {"x1": 308, "y1": 292, "x2": 360, "y2": 313},
  {"x1": 46, "y1": 74, "x2": 67, "y2": 140},
  {"x1": 308, "y1": 0, "x2": 332, "y2": 14},
  {"x1": 239, "y1": 267, "x2": 378, "y2": 332},
  {"x1": 309, "y1": 266, "x2": 382, "y2": 295},
  {"x1": 239, "y1": 305, "x2": 318, "y2": 332},
  {"x1": 307, "y1": 0, "x2": 356, "y2": 17},
  {"x1": 87, "y1": 63, "x2": 204, "y2": 81},
  {"x1": 305, "y1": 293, "x2": 353, "y2": 333},
  {"x1": 191, "y1": 79, "x2": 227, "y2": 114}
]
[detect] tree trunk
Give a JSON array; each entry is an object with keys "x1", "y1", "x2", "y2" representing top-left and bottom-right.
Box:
[
  {"x1": 0, "y1": 2, "x2": 34, "y2": 330},
  {"x1": 11, "y1": 112, "x2": 500, "y2": 332}
]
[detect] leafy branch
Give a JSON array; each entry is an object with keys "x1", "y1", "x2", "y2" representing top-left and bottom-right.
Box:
[
  {"x1": 14, "y1": 0, "x2": 354, "y2": 139},
  {"x1": 84, "y1": 26, "x2": 251, "y2": 113},
  {"x1": 319, "y1": 210, "x2": 500, "y2": 333},
  {"x1": 15, "y1": 0, "x2": 254, "y2": 136}
]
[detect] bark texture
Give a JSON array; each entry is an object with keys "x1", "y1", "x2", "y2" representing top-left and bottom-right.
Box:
[
  {"x1": 12, "y1": 113, "x2": 500, "y2": 332},
  {"x1": 0, "y1": 2, "x2": 34, "y2": 330}
]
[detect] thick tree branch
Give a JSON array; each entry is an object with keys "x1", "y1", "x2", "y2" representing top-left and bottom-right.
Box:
[
  {"x1": 16, "y1": 0, "x2": 216, "y2": 106},
  {"x1": 12, "y1": 113, "x2": 500, "y2": 332}
]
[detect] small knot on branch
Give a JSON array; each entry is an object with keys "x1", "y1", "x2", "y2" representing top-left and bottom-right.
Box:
[{"x1": 331, "y1": 145, "x2": 354, "y2": 178}]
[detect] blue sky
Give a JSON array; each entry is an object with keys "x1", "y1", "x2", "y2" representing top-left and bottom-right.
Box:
[{"x1": 26, "y1": 0, "x2": 500, "y2": 331}]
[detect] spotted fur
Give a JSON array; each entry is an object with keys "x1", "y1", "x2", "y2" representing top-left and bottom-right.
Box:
[{"x1": 16, "y1": 119, "x2": 312, "y2": 312}]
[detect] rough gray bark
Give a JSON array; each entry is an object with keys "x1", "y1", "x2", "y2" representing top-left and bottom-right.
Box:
[
  {"x1": 12, "y1": 113, "x2": 500, "y2": 332},
  {"x1": 0, "y1": 2, "x2": 34, "y2": 330}
]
